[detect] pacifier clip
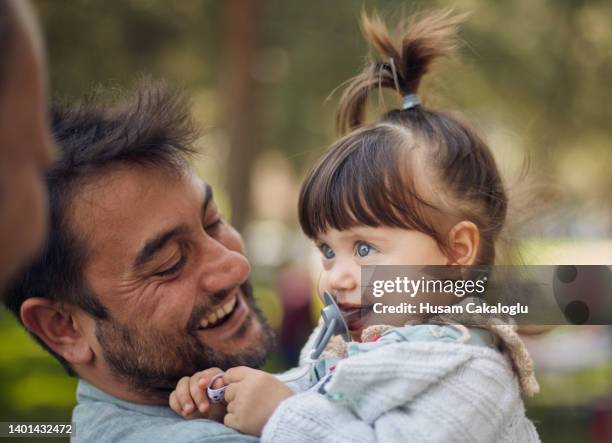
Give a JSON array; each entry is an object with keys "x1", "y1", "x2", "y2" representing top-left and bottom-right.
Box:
[{"x1": 206, "y1": 372, "x2": 226, "y2": 403}]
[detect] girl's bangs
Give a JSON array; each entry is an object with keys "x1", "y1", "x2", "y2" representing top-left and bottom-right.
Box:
[{"x1": 298, "y1": 127, "x2": 438, "y2": 240}]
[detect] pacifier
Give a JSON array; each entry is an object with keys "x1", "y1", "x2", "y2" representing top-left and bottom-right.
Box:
[
  {"x1": 276, "y1": 291, "x2": 352, "y2": 384},
  {"x1": 206, "y1": 372, "x2": 226, "y2": 403},
  {"x1": 208, "y1": 292, "x2": 352, "y2": 390},
  {"x1": 309, "y1": 291, "x2": 351, "y2": 360}
]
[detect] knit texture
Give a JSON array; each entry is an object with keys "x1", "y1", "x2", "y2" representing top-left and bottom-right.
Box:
[
  {"x1": 263, "y1": 327, "x2": 541, "y2": 443},
  {"x1": 429, "y1": 296, "x2": 540, "y2": 397}
]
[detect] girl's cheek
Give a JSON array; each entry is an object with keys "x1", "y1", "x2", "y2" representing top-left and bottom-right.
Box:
[{"x1": 317, "y1": 271, "x2": 330, "y2": 299}]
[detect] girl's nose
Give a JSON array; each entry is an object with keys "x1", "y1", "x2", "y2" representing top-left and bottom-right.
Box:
[{"x1": 329, "y1": 262, "x2": 358, "y2": 294}]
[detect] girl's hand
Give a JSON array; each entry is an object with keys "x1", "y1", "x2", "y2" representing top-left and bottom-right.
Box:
[
  {"x1": 169, "y1": 367, "x2": 226, "y2": 421},
  {"x1": 223, "y1": 366, "x2": 294, "y2": 436}
]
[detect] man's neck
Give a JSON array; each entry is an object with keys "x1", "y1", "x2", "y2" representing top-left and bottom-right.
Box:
[{"x1": 77, "y1": 367, "x2": 168, "y2": 406}]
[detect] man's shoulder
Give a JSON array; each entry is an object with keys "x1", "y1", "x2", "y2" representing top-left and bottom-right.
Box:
[{"x1": 72, "y1": 388, "x2": 257, "y2": 443}]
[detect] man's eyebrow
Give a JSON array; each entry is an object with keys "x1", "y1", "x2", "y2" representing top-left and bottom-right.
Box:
[
  {"x1": 133, "y1": 225, "x2": 189, "y2": 270},
  {"x1": 201, "y1": 183, "x2": 213, "y2": 222}
]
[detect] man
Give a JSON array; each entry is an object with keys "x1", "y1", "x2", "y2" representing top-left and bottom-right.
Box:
[
  {"x1": 3, "y1": 83, "x2": 276, "y2": 442},
  {"x1": 0, "y1": 0, "x2": 55, "y2": 287}
]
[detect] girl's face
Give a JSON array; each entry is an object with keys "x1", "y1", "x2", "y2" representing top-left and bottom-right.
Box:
[{"x1": 316, "y1": 226, "x2": 450, "y2": 340}]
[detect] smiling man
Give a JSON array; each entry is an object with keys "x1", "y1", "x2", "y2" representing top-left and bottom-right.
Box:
[{"x1": 2, "y1": 84, "x2": 275, "y2": 442}]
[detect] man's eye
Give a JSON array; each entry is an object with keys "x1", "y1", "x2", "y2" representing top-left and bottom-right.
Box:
[
  {"x1": 319, "y1": 244, "x2": 335, "y2": 260},
  {"x1": 205, "y1": 218, "x2": 224, "y2": 232},
  {"x1": 154, "y1": 255, "x2": 186, "y2": 277},
  {"x1": 355, "y1": 241, "x2": 375, "y2": 257}
]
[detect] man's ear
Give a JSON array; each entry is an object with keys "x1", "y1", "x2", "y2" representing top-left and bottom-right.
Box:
[
  {"x1": 20, "y1": 298, "x2": 93, "y2": 365},
  {"x1": 447, "y1": 221, "x2": 480, "y2": 265}
]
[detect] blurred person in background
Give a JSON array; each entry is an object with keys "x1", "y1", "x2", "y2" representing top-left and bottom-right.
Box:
[
  {"x1": 276, "y1": 264, "x2": 314, "y2": 366},
  {"x1": 0, "y1": 0, "x2": 55, "y2": 288}
]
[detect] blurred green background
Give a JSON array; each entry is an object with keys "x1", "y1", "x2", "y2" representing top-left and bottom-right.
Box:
[{"x1": 2, "y1": 0, "x2": 612, "y2": 442}]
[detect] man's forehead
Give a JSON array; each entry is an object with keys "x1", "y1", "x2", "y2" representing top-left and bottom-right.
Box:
[{"x1": 71, "y1": 166, "x2": 209, "y2": 261}]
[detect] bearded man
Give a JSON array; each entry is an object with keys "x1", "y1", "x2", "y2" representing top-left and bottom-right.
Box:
[{"x1": 3, "y1": 84, "x2": 275, "y2": 442}]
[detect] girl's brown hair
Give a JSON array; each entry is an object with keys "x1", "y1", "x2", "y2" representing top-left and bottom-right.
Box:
[{"x1": 299, "y1": 9, "x2": 508, "y2": 265}]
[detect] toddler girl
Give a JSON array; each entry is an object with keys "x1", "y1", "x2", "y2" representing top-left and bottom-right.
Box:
[{"x1": 170, "y1": 9, "x2": 541, "y2": 442}]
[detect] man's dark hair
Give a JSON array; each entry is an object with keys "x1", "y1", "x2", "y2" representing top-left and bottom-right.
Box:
[
  {"x1": 2, "y1": 81, "x2": 199, "y2": 374},
  {"x1": 0, "y1": 0, "x2": 17, "y2": 92}
]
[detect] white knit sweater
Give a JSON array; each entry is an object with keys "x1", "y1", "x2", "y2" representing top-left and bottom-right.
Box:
[{"x1": 263, "y1": 328, "x2": 540, "y2": 443}]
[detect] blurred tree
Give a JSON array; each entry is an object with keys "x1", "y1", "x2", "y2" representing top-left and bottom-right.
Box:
[
  {"x1": 33, "y1": 0, "x2": 612, "y2": 230},
  {"x1": 221, "y1": 0, "x2": 262, "y2": 231}
]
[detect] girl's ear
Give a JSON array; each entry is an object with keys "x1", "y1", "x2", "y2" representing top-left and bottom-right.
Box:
[{"x1": 447, "y1": 221, "x2": 480, "y2": 265}]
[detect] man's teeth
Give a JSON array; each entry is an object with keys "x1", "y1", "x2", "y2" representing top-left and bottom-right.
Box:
[{"x1": 199, "y1": 297, "x2": 237, "y2": 329}]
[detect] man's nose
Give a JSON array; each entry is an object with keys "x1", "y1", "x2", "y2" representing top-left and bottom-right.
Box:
[{"x1": 196, "y1": 236, "x2": 251, "y2": 293}]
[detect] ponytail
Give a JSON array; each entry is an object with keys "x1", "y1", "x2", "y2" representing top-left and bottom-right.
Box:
[{"x1": 337, "y1": 9, "x2": 466, "y2": 134}]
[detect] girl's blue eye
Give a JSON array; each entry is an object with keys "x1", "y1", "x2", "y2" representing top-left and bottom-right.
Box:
[
  {"x1": 320, "y1": 244, "x2": 335, "y2": 260},
  {"x1": 356, "y1": 241, "x2": 374, "y2": 257}
]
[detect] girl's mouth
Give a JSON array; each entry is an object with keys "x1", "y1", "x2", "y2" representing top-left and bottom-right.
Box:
[{"x1": 338, "y1": 305, "x2": 373, "y2": 331}]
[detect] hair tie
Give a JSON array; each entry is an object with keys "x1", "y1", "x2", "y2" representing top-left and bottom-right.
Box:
[{"x1": 402, "y1": 94, "x2": 421, "y2": 110}]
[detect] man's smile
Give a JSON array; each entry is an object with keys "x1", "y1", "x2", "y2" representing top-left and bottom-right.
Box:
[
  {"x1": 194, "y1": 289, "x2": 250, "y2": 340},
  {"x1": 198, "y1": 296, "x2": 238, "y2": 329}
]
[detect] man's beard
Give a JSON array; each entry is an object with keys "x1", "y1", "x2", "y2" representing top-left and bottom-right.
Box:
[{"x1": 95, "y1": 281, "x2": 276, "y2": 400}]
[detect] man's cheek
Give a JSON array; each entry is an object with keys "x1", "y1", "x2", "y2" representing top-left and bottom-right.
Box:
[
  {"x1": 154, "y1": 304, "x2": 191, "y2": 334},
  {"x1": 140, "y1": 281, "x2": 192, "y2": 326}
]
